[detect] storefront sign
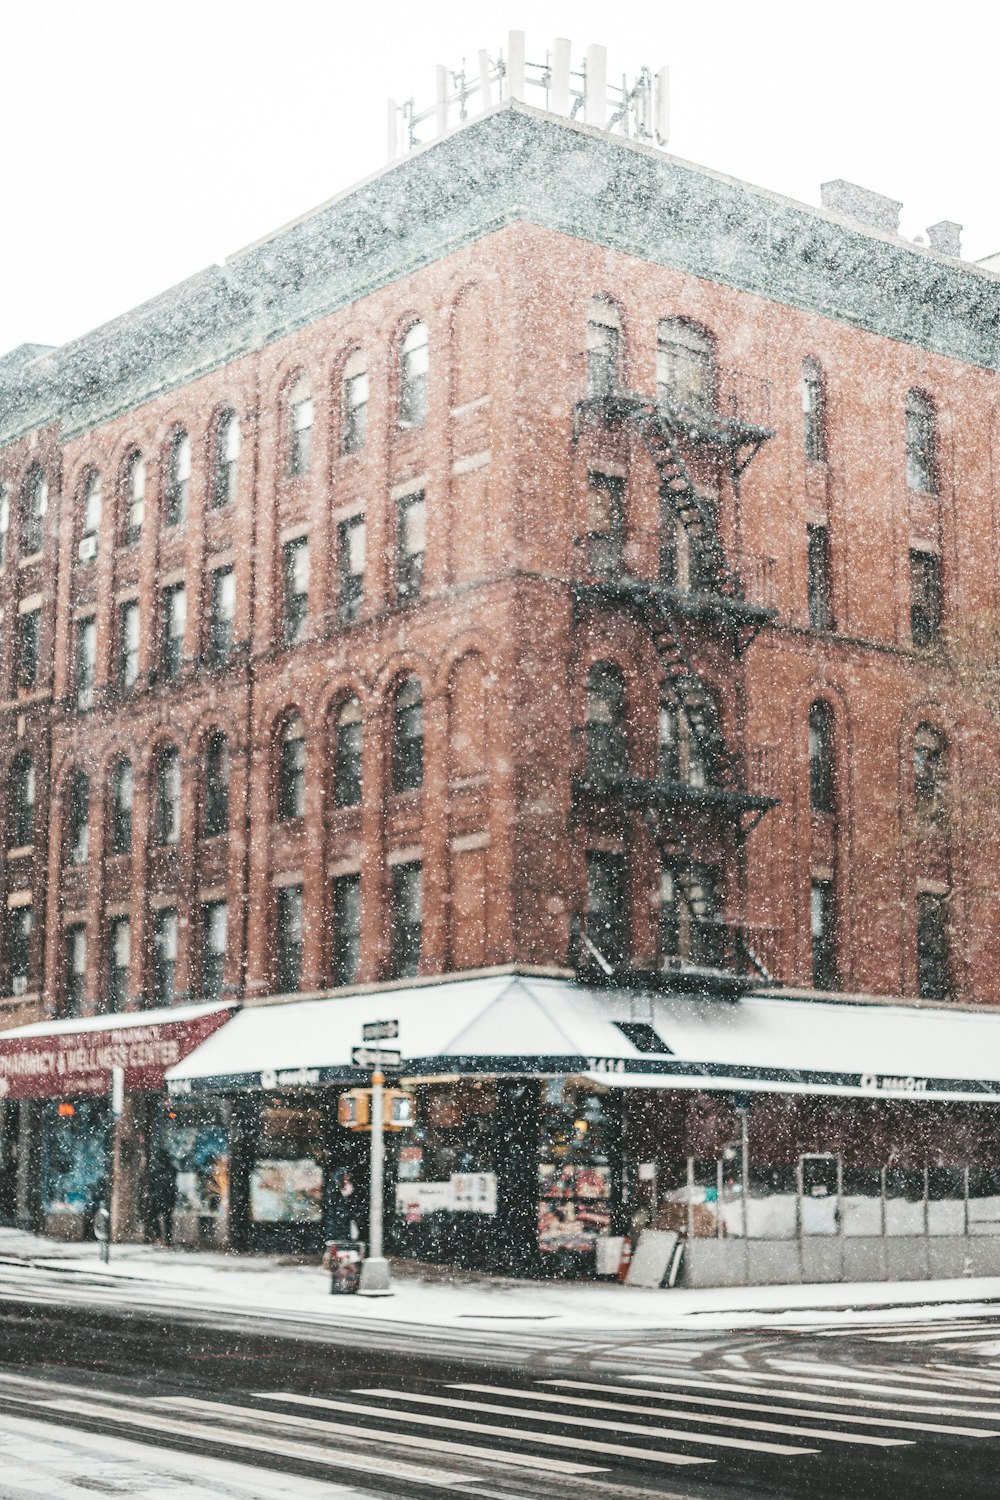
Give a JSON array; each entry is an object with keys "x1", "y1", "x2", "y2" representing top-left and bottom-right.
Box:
[
  {"x1": 395, "y1": 1172, "x2": 498, "y2": 1221},
  {"x1": 0, "y1": 1008, "x2": 233, "y2": 1100},
  {"x1": 260, "y1": 1068, "x2": 321, "y2": 1090},
  {"x1": 859, "y1": 1073, "x2": 929, "y2": 1095}
]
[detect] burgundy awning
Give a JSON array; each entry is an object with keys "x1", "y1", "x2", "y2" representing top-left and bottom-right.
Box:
[{"x1": 0, "y1": 1002, "x2": 236, "y2": 1100}]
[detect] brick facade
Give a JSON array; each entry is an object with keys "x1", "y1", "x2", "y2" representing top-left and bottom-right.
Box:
[{"x1": 0, "y1": 103, "x2": 998, "y2": 1029}]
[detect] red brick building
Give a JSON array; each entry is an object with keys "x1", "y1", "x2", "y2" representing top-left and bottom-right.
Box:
[{"x1": 1, "y1": 97, "x2": 999, "y2": 1279}]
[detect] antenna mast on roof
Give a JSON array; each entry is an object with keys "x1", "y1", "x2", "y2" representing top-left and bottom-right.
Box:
[{"x1": 387, "y1": 32, "x2": 669, "y2": 161}]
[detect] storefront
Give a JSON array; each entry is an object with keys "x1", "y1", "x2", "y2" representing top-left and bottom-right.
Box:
[
  {"x1": 165, "y1": 974, "x2": 1000, "y2": 1284},
  {"x1": 0, "y1": 1001, "x2": 236, "y2": 1242}
]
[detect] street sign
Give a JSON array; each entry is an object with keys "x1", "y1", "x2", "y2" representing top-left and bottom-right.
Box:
[
  {"x1": 351, "y1": 1046, "x2": 402, "y2": 1070},
  {"x1": 362, "y1": 1019, "x2": 400, "y2": 1043}
]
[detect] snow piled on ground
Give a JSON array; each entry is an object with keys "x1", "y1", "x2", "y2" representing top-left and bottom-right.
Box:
[{"x1": 1, "y1": 1227, "x2": 999, "y2": 1333}]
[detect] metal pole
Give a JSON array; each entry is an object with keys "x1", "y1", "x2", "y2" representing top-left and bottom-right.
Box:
[
  {"x1": 358, "y1": 1067, "x2": 392, "y2": 1295},
  {"x1": 739, "y1": 1108, "x2": 750, "y2": 1242}
]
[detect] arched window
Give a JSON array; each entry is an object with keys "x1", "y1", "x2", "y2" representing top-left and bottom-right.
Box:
[
  {"x1": 155, "y1": 745, "x2": 181, "y2": 845},
  {"x1": 288, "y1": 375, "x2": 313, "y2": 476},
  {"x1": 657, "y1": 319, "x2": 714, "y2": 410},
  {"x1": 66, "y1": 770, "x2": 90, "y2": 865},
  {"x1": 164, "y1": 429, "x2": 191, "y2": 527},
  {"x1": 802, "y1": 357, "x2": 826, "y2": 462},
  {"x1": 398, "y1": 322, "x2": 429, "y2": 428},
  {"x1": 203, "y1": 732, "x2": 230, "y2": 837},
  {"x1": 913, "y1": 722, "x2": 946, "y2": 818},
  {"x1": 342, "y1": 350, "x2": 368, "y2": 454},
  {"x1": 109, "y1": 758, "x2": 134, "y2": 855},
  {"x1": 808, "y1": 701, "x2": 835, "y2": 814},
  {"x1": 334, "y1": 698, "x2": 362, "y2": 808},
  {"x1": 585, "y1": 663, "x2": 627, "y2": 779},
  {"x1": 905, "y1": 390, "x2": 937, "y2": 494},
  {"x1": 212, "y1": 409, "x2": 239, "y2": 507},
  {"x1": 586, "y1": 298, "x2": 621, "y2": 398},
  {"x1": 124, "y1": 449, "x2": 145, "y2": 542},
  {"x1": 21, "y1": 466, "x2": 47, "y2": 555},
  {"x1": 277, "y1": 716, "x2": 306, "y2": 820},
  {"x1": 80, "y1": 469, "x2": 102, "y2": 559},
  {"x1": 9, "y1": 752, "x2": 35, "y2": 848},
  {"x1": 391, "y1": 677, "x2": 423, "y2": 793}
]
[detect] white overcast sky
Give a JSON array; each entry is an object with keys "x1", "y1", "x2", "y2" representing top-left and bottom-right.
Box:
[{"x1": 2, "y1": 0, "x2": 997, "y2": 357}]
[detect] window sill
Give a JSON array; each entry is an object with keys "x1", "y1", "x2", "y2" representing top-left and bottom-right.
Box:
[
  {"x1": 7, "y1": 845, "x2": 33, "y2": 860},
  {"x1": 18, "y1": 553, "x2": 43, "y2": 569}
]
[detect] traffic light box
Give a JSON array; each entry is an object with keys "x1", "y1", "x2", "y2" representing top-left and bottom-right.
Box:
[{"x1": 338, "y1": 1088, "x2": 414, "y2": 1130}]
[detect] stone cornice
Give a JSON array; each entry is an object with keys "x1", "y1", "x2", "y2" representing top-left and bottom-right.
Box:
[{"x1": 2, "y1": 102, "x2": 998, "y2": 449}]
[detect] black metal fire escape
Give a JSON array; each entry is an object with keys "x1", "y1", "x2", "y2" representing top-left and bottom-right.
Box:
[{"x1": 571, "y1": 387, "x2": 779, "y2": 997}]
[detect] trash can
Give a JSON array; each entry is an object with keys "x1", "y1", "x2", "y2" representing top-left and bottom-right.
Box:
[{"x1": 325, "y1": 1239, "x2": 366, "y2": 1294}]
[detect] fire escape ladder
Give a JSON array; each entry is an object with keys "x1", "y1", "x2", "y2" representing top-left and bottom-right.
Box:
[
  {"x1": 632, "y1": 402, "x2": 745, "y2": 602},
  {"x1": 647, "y1": 602, "x2": 743, "y2": 796}
]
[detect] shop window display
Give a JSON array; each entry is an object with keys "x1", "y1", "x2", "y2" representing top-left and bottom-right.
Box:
[
  {"x1": 250, "y1": 1100, "x2": 324, "y2": 1225},
  {"x1": 537, "y1": 1080, "x2": 613, "y2": 1257},
  {"x1": 41, "y1": 1097, "x2": 108, "y2": 1230},
  {"x1": 160, "y1": 1098, "x2": 229, "y2": 1227}
]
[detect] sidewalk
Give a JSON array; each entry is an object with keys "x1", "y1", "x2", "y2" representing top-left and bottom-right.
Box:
[{"x1": 3, "y1": 1226, "x2": 1000, "y2": 1335}]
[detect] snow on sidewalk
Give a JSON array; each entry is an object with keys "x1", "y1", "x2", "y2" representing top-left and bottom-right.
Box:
[{"x1": 2, "y1": 1226, "x2": 1000, "y2": 1334}]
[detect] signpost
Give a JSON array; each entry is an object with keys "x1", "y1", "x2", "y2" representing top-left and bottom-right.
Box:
[{"x1": 357, "y1": 1023, "x2": 398, "y2": 1297}]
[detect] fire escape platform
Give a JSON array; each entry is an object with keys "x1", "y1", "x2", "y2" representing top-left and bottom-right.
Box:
[
  {"x1": 571, "y1": 576, "x2": 776, "y2": 636},
  {"x1": 572, "y1": 774, "x2": 777, "y2": 820}
]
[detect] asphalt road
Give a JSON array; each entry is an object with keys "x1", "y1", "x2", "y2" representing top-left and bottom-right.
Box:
[{"x1": 2, "y1": 1272, "x2": 1000, "y2": 1498}]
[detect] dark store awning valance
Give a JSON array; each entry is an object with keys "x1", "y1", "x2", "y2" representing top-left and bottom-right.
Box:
[
  {"x1": 0, "y1": 1001, "x2": 236, "y2": 1100},
  {"x1": 163, "y1": 975, "x2": 1000, "y2": 1106}
]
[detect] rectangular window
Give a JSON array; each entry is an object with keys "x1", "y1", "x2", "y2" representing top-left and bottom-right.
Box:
[
  {"x1": 811, "y1": 879, "x2": 836, "y2": 991},
  {"x1": 160, "y1": 583, "x2": 186, "y2": 680},
  {"x1": 157, "y1": 750, "x2": 181, "y2": 845},
  {"x1": 337, "y1": 515, "x2": 365, "y2": 625},
  {"x1": 585, "y1": 472, "x2": 625, "y2": 581},
  {"x1": 585, "y1": 851, "x2": 628, "y2": 968},
  {"x1": 18, "y1": 609, "x2": 40, "y2": 690},
  {"x1": 331, "y1": 873, "x2": 361, "y2": 987},
  {"x1": 64, "y1": 925, "x2": 86, "y2": 1017},
  {"x1": 75, "y1": 617, "x2": 96, "y2": 711},
  {"x1": 8, "y1": 905, "x2": 31, "y2": 995},
  {"x1": 151, "y1": 907, "x2": 178, "y2": 1005},
  {"x1": 209, "y1": 566, "x2": 235, "y2": 666},
  {"x1": 201, "y1": 900, "x2": 228, "y2": 1000},
  {"x1": 807, "y1": 524, "x2": 833, "y2": 631},
  {"x1": 203, "y1": 734, "x2": 229, "y2": 838},
  {"x1": 910, "y1": 549, "x2": 942, "y2": 648},
  {"x1": 107, "y1": 916, "x2": 130, "y2": 1013},
  {"x1": 395, "y1": 492, "x2": 425, "y2": 601},
  {"x1": 390, "y1": 862, "x2": 422, "y2": 979},
  {"x1": 118, "y1": 601, "x2": 140, "y2": 692},
  {"x1": 282, "y1": 537, "x2": 309, "y2": 645},
  {"x1": 917, "y1": 891, "x2": 950, "y2": 1000},
  {"x1": 275, "y1": 884, "x2": 303, "y2": 993}
]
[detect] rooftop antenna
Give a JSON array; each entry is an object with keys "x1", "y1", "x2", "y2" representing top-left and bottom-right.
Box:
[{"x1": 387, "y1": 32, "x2": 669, "y2": 161}]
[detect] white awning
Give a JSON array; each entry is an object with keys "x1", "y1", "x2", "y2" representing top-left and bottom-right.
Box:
[{"x1": 164, "y1": 975, "x2": 1000, "y2": 1105}]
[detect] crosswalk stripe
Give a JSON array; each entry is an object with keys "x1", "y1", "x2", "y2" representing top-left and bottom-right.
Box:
[
  {"x1": 35, "y1": 1398, "x2": 483, "y2": 1488},
  {"x1": 154, "y1": 1396, "x2": 603, "y2": 1475},
  {"x1": 536, "y1": 1378, "x2": 999, "y2": 1438},
  {"x1": 347, "y1": 1388, "x2": 825, "y2": 1457},
  {"x1": 856, "y1": 1365, "x2": 1000, "y2": 1395},
  {"x1": 740, "y1": 1366, "x2": 1000, "y2": 1403},
  {"x1": 626, "y1": 1371, "x2": 1000, "y2": 1420},
  {"x1": 871, "y1": 1327, "x2": 1000, "y2": 1345},
  {"x1": 249, "y1": 1392, "x2": 713, "y2": 1467}
]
